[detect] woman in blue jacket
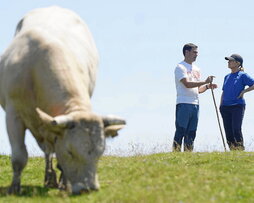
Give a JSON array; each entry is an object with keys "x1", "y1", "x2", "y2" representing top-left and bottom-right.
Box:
[{"x1": 220, "y1": 54, "x2": 254, "y2": 150}]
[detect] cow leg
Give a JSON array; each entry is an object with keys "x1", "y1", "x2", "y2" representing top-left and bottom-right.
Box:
[
  {"x1": 57, "y1": 163, "x2": 67, "y2": 190},
  {"x1": 6, "y1": 106, "x2": 27, "y2": 194},
  {"x1": 44, "y1": 153, "x2": 58, "y2": 188}
]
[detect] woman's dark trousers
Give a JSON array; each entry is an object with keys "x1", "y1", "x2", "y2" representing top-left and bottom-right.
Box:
[{"x1": 220, "y1": 104, "x2": 245, "y2": 151}]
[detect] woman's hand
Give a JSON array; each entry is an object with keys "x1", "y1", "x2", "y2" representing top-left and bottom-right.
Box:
[
  {"x1": 238, "y1": 85, "x2": 254, "y2": 98},
  {"x1": 238, "y1": 90, "x2": 245, "y2": 98}
]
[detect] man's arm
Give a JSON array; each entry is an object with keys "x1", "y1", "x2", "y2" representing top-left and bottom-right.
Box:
[
  {"x1": 180, "y1": 76, "x2": 214, "y2": 88},
  {"x1": 198, "y1": 83, "x2": 218, "y2": 94},
  {"x1": 198, "y1": 84, "x2": 209, "y2": 94}
]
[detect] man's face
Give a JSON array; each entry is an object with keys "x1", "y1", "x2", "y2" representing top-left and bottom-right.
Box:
[{"x1": 186, "y1": 48, "x2": 198, "y2": 62}]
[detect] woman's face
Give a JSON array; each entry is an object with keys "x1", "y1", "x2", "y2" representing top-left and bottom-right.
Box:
[{"x1": 228, "y1": 60, "x2": 240, "y2": 69}]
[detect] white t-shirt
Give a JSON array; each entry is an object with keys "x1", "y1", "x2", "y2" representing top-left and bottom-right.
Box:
[{"x1": 174, "y1": 61, "x2": 201, "y2": 105}]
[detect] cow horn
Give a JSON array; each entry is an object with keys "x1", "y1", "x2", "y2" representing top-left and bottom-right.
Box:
[
  {"x1": 52, "y1": 115, "x2": 73, "y2": 127},
  {"x1": 36, "y1": 107, "x2": 54, "y2": 124},
  {"x1": 36, "y1": 107, "x2": 72, "y2": 128}
]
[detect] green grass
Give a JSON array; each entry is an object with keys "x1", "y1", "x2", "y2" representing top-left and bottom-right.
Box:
[{"x1": 1, "y1": 152, "x2": 254, "y2": 202}]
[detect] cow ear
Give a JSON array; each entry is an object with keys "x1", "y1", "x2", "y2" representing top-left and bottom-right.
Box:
[
  {"x1": 102, "y1": 115, "x2": 126, "y2": 137},
  {"x1": 102, "y1": 115, "x2": 126, "y2": 127},
  {"x1": 104, "y1": 124, "x2": 125, "y2": 137}
]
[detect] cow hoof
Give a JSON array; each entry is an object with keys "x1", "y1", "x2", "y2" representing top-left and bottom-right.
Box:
[
  {"x1": 58, "y1": 182, "x2": 67, "y2": 191},
  {"x1": 45, "y1": 181, "x2": 58, "y2": 188},
  {"x1": 45, "y1": 182, "x2": 58, "y2": 188},
  {"x1": 44, "y1": 171, "x2": 58, "y2": 188},
  {"x1": 8, "y1": 184, "x2": 20, "y2": 195}
]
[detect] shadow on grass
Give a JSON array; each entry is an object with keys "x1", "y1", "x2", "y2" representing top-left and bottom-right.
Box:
[{"x1": 0, "y1": 185, "x2": 50, "y2": 197}]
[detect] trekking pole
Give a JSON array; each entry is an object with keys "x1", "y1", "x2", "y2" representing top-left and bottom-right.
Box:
[{"x1": 210, "y1": 83, "x2": 227, "y2": 152}]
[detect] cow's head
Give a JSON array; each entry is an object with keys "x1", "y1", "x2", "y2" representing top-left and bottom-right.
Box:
[{"x1": 36, "y1": 108, "x2": 125, "y2": 194}]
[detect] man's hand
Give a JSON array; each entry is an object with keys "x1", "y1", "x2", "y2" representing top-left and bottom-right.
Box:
[
  {"x1": 205, "y1": 76, "x2": 215, "y2": 84},
  {"x1": 208, "y1": 83, "x2": 218, "y2": 89}
]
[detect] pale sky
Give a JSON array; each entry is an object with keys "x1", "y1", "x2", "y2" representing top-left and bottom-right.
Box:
[{"x1": 1, "y1": 0, "x2": 254, "y2": 156}]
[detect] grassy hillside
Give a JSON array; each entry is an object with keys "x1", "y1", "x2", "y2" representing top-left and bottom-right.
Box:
[{"x1": 0, "y1": 152, "x2": 254, "y2": 202}]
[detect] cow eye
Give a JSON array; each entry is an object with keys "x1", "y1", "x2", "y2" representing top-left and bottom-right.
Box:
[
  {"x1": 67, "y1": 121, "x2": 76, "y2": 129},
  {"x1": 67, "y1": 150, "x2": 74, "y2": 158}
]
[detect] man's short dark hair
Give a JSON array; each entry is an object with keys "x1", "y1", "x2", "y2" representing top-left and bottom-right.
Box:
[{"x1": 182, "y1": 43, "x2": 198, "y2": 56}]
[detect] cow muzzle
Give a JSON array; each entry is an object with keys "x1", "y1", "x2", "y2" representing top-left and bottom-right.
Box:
[{"x1": 71, "y1": 180, "x2": 99, "y2": 195}]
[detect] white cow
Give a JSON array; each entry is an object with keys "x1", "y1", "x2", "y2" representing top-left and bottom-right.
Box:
[{"x1": 0, "y1": 6, "x2": 125, "y2": 194}]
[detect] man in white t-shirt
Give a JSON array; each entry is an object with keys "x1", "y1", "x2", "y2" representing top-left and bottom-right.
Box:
[{"x1": 173, "y1": 43, "x2": 217, "y2": 152}]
